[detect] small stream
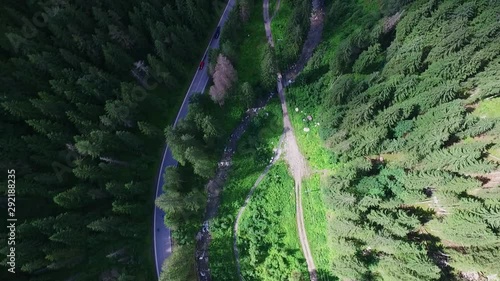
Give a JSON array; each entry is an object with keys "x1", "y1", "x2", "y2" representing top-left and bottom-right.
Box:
[
  {"x1": 195, "y1": 0, "x2": 326, "y2": 279},
  {"x1": 195, "y1": 92, "x2": 276, "y2": 281}
]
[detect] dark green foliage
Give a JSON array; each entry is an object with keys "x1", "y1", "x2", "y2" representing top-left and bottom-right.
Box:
[
  {"x1": 240, "y1": 82, "x2": 255, "y2": 108},
  {"x1": 237, "y1": 164, "x2": 307, "y2": 280},
  {"x1": 328, "y1": 0, "x2": 355, "y2": 27},
  {"x1": 0, "y1": 0, "x2": 223, "y2": 280},
  {"x1": 420, "y1": 142, "x2": 496, "y2": 174},
  {"x1": 352, "y1": 43, "x2": 385, "y2": 74},
  {"x1": 274, "y1": 0, "x2": 311, "y2": 69},
  {"x1": 159, "y1": 244, "x2": 197, "y2": 281},
  {"x1": 403, "y1": 101, "x2": 466, "y2": 156},
  {"x1": 261, "y1": 45, "x2": 278, "y2": 90},
  {"x1": 380, "y1": 0, "x2": 415, "y2": 16},
  {"x1": 159, "y1": 4, "x2": 268, "y2": 254},
  {"x1": 288, "y1": 0, "x2": 500, "y2": 279},
  {"x1": 332, "y1": 28, "x2": 377, "y2": 74},
  {"x1": 165, "y1": 96, "x2": 227, "y2": 178}
]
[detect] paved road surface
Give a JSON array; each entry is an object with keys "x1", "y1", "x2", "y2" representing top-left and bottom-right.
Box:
[{"x1": 153, "y1": 0, "x2": 237, "y2": 278}]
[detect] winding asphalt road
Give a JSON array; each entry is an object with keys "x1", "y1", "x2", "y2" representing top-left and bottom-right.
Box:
[{"x1": 153, "y1": 0, "x2": 237, "y2": 278}]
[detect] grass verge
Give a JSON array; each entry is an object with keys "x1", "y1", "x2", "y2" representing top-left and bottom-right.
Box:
[
  {"x1": 473, "y1": 97, "x2": 500, "y2": 119},
  {"x1": 238, "y1": 162, "x2": 308, "y2": 280},
  {"x1": 301, "y1": 175, "x2": 335, "y2": 280},
  {"x1": 286, "y1": 96, "x2": 337, "y2": 170},
  {"x1": 236, "y1": 8, "x2": 268, "y2": 85},
  {"x1": 209, "y1": 98, "x2": 284, "y2": 280}
]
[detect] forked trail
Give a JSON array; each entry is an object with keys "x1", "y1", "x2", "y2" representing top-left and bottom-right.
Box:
[
  {"x1": 248, "y1": 0, "x2": 325, "y2": 279},
  {"x1": 232, "y1": 0, "x2": 325, "y2": 280}
]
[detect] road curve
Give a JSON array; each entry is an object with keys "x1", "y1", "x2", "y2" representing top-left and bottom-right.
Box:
[{"x1": 153, "y1": 0, "x2": 237, "y2": 278}]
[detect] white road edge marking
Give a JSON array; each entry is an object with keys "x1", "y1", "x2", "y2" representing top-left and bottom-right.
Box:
[{"x1": 153, "y1": 0, "x2": 236, "y2": 279}]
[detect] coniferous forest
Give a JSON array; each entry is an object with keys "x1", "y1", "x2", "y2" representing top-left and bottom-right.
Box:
[
  {"x1": 0, "y1": 0, "x2": 222, "y2": 280},
  {"x1": 285, "y1": 0, "x2": 500, "y2": 279}
]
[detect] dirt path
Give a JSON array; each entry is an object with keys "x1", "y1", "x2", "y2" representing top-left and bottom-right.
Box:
[
  {"x1": 195, "y1": 93, "x2": 275, "y2": 281},
  {"x1": 212, "y1": 0, "x2": 326, "y2": 279},
  {"x1": 271, "y1": 0, "x2": 281, "y2": 20},
  {"x1": 233, "y1": 133, "x2": 285, "y2": 280},
  {"x1": 277, "y1": 75, "x2": 317, "y2": 280},
  {"x1": 469, "y1": 171, "x2": 500, "y2": 188},
  {"x1": 431, "y1": 193, "x2": 449, "y2": 216},
  {"x1": 264, "y1": 0, "x2": 275, "y2": 47},
  {"x1": 264, "y1": 0, "x2": 326, "y2": 279}
]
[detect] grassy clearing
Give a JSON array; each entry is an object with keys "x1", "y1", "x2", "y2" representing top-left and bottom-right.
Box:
[
  {"x1": 285, "y1": 83, "x2": 337, "y2": 170},
  {"x1": 473, "y1": 97, "x2": 500, "y2": 119},
  {"x1": 287, "y1": 101, "x2": 337, "y2": 170},
  {"x1": 270, "y1": 0, "x2": 292, "y2": 49},
  {"x1": 471, "y1": 97, "x2": 500, "y2": 163},
  {"x1": 238, "y1": 162, "x2": 308, "y2": 280},
  {"x1": 236, "y1": 4, "x2": 268, "y2": 85},
  {"x1": 209, "y1": 99, "x2": 284, "y2": 280},
  {"x1": 301, "y1": 175, "x2": 335, "y2": 280},
  {"x1": 489, "y1": 147, "x2": 500, "y2": 163}
]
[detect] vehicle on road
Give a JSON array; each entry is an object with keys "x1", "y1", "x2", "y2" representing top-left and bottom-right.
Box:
[
  {"x1": 199, "y1": 61, "x2": 205, "y2": 70},
  {"x1": 214, "y1": 26, "x2": 221, "y2": 39}
]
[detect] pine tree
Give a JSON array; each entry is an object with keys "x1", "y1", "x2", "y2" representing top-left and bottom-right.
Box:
[
  {"x1": 53, "y1": 185, "x2": 94, "y2": 209},
  {"x1": 261, "y1": 45, "x2": 277, "y2": 90},
  {"x1": 240, "y1": 82, "x2": 255, "y2": 108},
  {"x1": 425, "y1": 210, "x2": 498, "y2": 247}
]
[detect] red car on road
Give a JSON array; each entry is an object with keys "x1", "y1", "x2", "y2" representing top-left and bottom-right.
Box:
[{"x1": 199, "y1": 61, "x2": 205, "y2": 70}]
